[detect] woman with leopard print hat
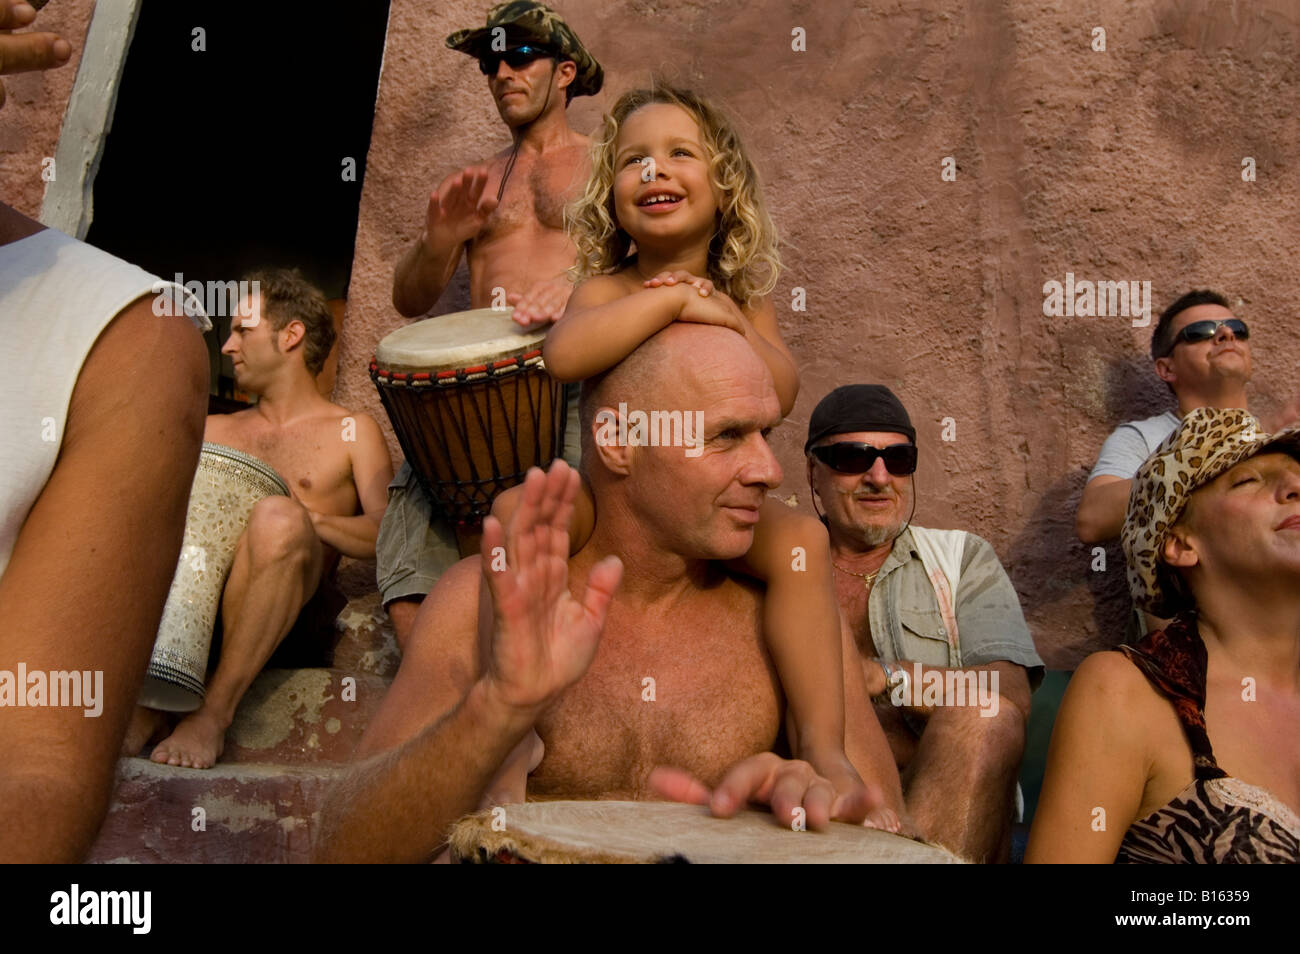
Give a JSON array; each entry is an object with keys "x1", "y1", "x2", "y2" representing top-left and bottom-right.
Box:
[{"x1": 1028, "y1": 407, "x2": 1300, "y2": 863}]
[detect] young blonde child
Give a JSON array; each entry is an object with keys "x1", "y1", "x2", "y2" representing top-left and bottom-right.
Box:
[{"x1": 482, "y1": 85, "x2": 898, "y2": 831}]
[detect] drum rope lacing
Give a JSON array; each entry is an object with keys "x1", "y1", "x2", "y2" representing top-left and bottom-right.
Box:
[{"x1": 369, "y1": 349, "x2": 546, "y2": 387}]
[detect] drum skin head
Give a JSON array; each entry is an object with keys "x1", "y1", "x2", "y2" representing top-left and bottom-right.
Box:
[
  {"x1": 449, "y1": 800, "x2": 966, "y2": 864},
  {"x1": 375, "y1": 308, "x2": 548, "y2": 373}
]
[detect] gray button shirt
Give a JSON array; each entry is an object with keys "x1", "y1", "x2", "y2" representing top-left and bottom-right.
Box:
[{"x1": 867, "y1": 527, "x2": 1044, "y2": 689}]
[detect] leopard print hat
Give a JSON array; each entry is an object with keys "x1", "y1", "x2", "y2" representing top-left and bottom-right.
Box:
[{"x1": 1122, "y1": 407, "x2": 1300, "y2": 616}]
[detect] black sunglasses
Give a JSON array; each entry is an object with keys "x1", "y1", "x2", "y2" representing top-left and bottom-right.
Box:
[
  {"x1": 1161, "y1": 318, "x2": 1249, "y2": 357},
  {"x1": 478, "y1": 45, "x2": 555, "y2": 75},
  {"x1": 811, "y1": 442, "x2": 918, "y2": 476}
]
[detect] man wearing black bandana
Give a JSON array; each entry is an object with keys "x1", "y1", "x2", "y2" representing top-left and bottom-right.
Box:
[
  {"x1": 805, "y1": 384, "x2": 1043, "y2": 862},
  {"x1": 382, "y1": 3, "x2": 602, "y2": 648}
]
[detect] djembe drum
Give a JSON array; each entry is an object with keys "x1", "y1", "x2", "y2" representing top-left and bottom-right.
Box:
[
  {"x1": 370, "y1": 308, "x2": 568, "y2": 555},
  {"x1": 138, "y1": 443, "x2": 290, "y2": 712},
  {"x1": 449, "y1": 801, "x2": 965, "y2": 864}
]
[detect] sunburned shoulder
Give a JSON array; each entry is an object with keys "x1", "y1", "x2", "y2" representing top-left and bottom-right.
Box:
[
  {"x1": 402, "y1": 555, "x2": 484, "y2": 660},
  {"x1": 582, "y1": 271, "x2": 639, "y2": 293},
  {"x1": 321, "y1": 402, "x2": 381, "y2": 428},
  {"x1": 426, "y1": 554, "x2": 483, "y2": 616},
  {"x1": 1069, "y1": 650, "x2": 1164, "y2": 718}
]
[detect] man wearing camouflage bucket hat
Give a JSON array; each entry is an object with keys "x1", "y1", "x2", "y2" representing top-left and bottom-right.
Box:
[
  {"x1": 383, "y1": 3, "x2": 602, "y2": 648},
  {"x1": 1029, "y1": 408, "x2": 1300, "y2": 863},
  {"x1": 444, "y1": 1, "x2": 603, "y2": 101}
]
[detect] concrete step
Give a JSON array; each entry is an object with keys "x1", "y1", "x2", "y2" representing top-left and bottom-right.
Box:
[
  {"x1": 222, "y1": 667, "x2": 390, "y2": 765},
  {"x1": 94, "y1": 562, "x2": 403, "y2": 862},
  {"x1": 330, "y1": 589, "x2": 401, "y2": 680},
  {"x1": 88, "y1": 759, "x2": 340, "y2": 864}
]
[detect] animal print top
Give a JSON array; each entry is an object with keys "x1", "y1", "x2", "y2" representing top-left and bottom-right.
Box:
[{"x1": 1115, "y1": 616, "x2": 1300, "y2": 863}]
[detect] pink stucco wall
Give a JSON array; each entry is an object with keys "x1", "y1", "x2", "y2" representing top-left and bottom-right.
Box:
[{"x1": 0, "y1": 0, "x2": 96, "y2": 217}]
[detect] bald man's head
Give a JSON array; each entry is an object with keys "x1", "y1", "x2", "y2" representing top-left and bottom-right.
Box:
[
  {"x1": 579, "y1": 324, "x2": 783, "y2": 560},
  {"x1": 579, "y1": 324, "x2": 773, "y2": 464}
]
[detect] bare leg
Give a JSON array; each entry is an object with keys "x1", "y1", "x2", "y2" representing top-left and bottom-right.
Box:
[
  {"x1": 152, "y1": 496, "x2": 323, "y2": 768},
  {"x1": 121, "y1": 706, "x2": 169, "y2": 756},
  {"x1": 901, "y1": 703, "x2": 1025, "y2": 862},
  {"x1": 386, "y1": 597, "x2": 422, "y2": 652}
]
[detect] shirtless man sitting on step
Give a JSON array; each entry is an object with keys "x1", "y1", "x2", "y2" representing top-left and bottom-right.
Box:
[{"x1": 128, "y1": 269, "x2": 393, "y2": 768}]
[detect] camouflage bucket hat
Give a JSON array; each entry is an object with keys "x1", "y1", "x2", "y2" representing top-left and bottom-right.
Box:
[
  {"x1": 446, "y1": 1, "x2": 604, "y2": 98},
  {"x1": 1122, "y1": 407, "x2": 1300, "y2": 616}
]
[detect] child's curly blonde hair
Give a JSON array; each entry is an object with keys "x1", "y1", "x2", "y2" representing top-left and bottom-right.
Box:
[{"x1": 567, "y1": 84, "x2": 781, "y2": 306}]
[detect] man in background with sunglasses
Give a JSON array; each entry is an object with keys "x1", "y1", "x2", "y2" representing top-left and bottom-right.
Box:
[
  {"x1": 806, "y1": 385, "x2": 1043, "y2": 862},
  {"x1": 1076, "y1": 290, "x2": 1297, "y2": 553},
  {"x1": 382, "y1": 3, "x2": 602, "y2": 649}
]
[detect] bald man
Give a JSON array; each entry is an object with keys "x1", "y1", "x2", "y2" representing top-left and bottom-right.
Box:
[{"x1": 316, "y1": 324, "x2": 903, "y2": 861}]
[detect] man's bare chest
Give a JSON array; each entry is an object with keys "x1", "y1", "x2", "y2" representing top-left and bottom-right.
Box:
[
  {"x1": 206, "y1": 416, "x2": 354, "y2": 511},
  {"x1": 837, "y1": 577, "x2": 876, "y2": 655},
  {"x1": 530, "y1": 609, "x2": 783, "y2": 799},
  {"x1": 482, "y1": 154, "x2": 581, "y2": 233}
]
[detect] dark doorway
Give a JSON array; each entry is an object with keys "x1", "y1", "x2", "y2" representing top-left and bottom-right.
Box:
[{"x1": 86, "y1": 0, "x2": 391, "y2": 403}]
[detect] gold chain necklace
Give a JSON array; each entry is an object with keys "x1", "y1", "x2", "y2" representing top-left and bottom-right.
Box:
[{"x1": 833, "y1": 561, "x2": 880, "y2": 588}]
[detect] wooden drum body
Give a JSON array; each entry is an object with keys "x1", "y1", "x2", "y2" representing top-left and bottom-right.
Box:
[
  {"x1": 139, "y1": 443, "x2": 290, "y2": 712},
  {"x1": 449, "y1": 800, "x2": 965, "y2": 864},
  {"x1": 370, "y1": 309, "x2": 567, "y2": 553}
]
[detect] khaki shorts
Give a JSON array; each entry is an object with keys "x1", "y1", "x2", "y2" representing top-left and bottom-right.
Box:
[{"x1": 376, "y1": 384, "x2": 582, "y2": 605}]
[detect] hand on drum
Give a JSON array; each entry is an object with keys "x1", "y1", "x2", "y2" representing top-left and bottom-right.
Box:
[
  {"x1": 508, "y1": 275, "x2": 573, "y2": 328},
  {"x1": 0, "y1": 0, "x2": 71, "y2": 111},
  {"x1": 479, "y1": 461, "x2": 624, "y2": 716},
  {"x1": 425, "y1": 165, "x2": 499, "y2": 249},
  {"x1": 649, "y1": 752, "x2": 902, "y2": 833}
]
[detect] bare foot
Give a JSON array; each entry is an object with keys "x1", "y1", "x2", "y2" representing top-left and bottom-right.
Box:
[
  {"x1": 121, "y1": 706, "x2": 168, "y2": 756},
  {"x1": 150, "y1": 709, "x2": 227, "y2": 769}
]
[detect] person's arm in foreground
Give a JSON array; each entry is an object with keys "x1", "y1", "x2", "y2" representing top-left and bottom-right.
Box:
[
  {"x1": 541, "y1": 274, "x2": 693, "y2": 381},
  {"x1": 732, "y1": 502, "x2": 880, "y2": 819},
  {"x1": 0, "y1": 295, "x2": 208, "y2": 861},
  {"x1": 1025, "y1": 652, "x2": 1147, "y2": 863},
  {"x1": 315, "y1": 462, "x2": 622, "y2": 862}
]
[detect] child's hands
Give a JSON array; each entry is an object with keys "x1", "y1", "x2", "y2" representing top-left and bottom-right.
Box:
[
  {"x1": 643, "y1": 270, "x2": 713, "y2": 297},
  {"x1": 807, "y1": 748, "x2": 904, "y2": 834},
  {"x1": 675, "y1": 282, "x2": 748, "y2": 335}
]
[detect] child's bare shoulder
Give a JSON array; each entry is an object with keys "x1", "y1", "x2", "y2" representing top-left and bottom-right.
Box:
[{"x1": 576, "y1": 271, "x2": 641, "y2": 298}]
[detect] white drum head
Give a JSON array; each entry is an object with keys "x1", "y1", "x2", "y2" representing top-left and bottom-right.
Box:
[
  {"x1": 374, "y1": 308, "x2": 548, "y2": 373},
  {"x1": 450, "y1": 800, "x2": 966, "y2": 864}
]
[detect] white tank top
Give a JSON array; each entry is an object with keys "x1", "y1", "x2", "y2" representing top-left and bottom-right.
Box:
[{"x1": 0, "y1": 227, "x2": 210, "y2": 577}]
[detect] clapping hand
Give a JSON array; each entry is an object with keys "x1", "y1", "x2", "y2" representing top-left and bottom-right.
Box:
[
  {"x1": 425, "y1": 166, "x2": 499, "y2": 249},
  {"x1": 478, "y1": 461, "x2": 623, "y2": 715}
]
